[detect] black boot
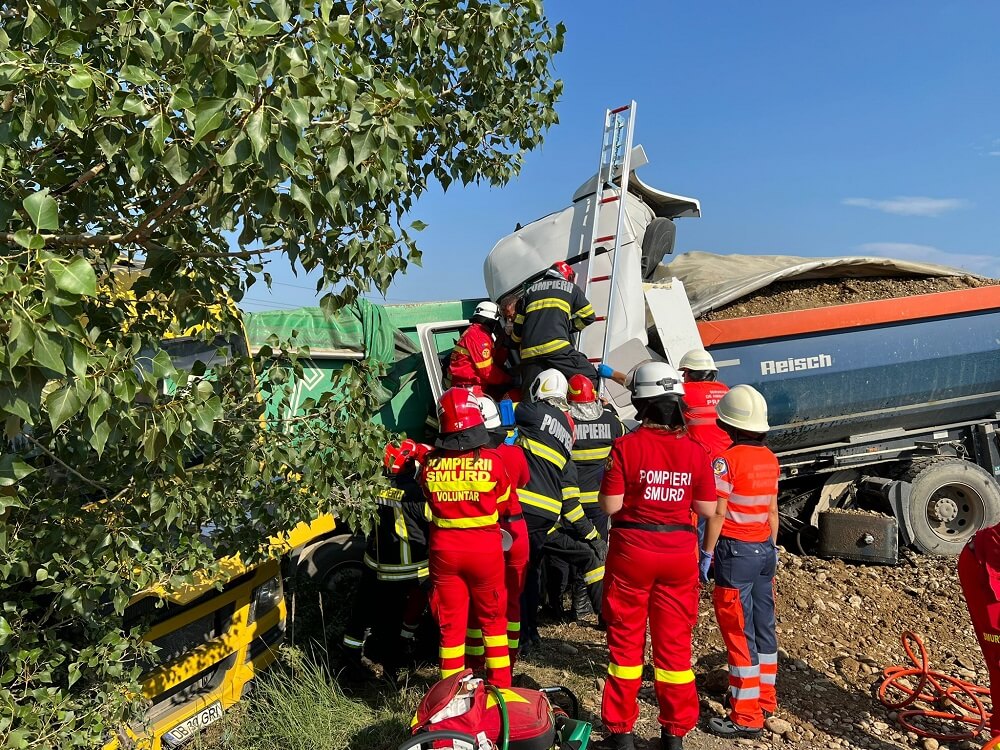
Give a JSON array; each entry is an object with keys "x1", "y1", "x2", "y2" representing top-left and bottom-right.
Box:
[
  {"x1": 660, "y1": 728, "x2": 684, "y2": 750},
  {"x1": 594, "y1": 733, "x2": 635, "y2": 750},
  {"x1": 572, "y1": 578, "x2": 593, "y2": 620}
]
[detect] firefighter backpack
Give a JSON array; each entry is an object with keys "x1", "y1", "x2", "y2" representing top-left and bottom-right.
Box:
[{"x1": 399, "y1": 669, "x2": 592, "y2": 750}]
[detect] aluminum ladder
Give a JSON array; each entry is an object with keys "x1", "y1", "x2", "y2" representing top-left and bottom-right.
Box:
[{"x1": 578, "y1": 101, "x2": 638, "y2": 393}]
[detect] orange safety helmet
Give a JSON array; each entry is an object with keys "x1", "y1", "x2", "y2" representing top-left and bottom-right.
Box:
[{"x1": 567, "y1": 374, "x2": 597, "y2": 404}]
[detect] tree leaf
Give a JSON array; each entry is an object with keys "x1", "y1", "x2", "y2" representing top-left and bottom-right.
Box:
[
  {"x1": 162, "y1": 144, "x2": 191, "y2": 184},
  {"x1": 12, "y1": 230, "x2": 44, "y2": 250},
  {"x1": 33, "y1": 330, "x2": 66, "y2": 375},
  {"x1": 0, "y1": 455, "x2": 34, "y2": 486},
  {"x1": 46, "y1": 384, "x2": 83, "y2": 430},
  {"x1": 351, "y1": 129, "x2": 377, "y2": 166},
  {"x1": 191, "y1": 98, "x2": 227, "y2": 143},
  {"x1": 246, "y1": 109, "x2": 269, "y2": 156},
  {"x1": 22, "y1": 190, "x2": 58, "y2": 231},
  {"x1": 67, "y1": 70, "x2": 93, "y2": 90},
  {"x1": 49, "y1": 257, "x2": 97, "y2": 297}
]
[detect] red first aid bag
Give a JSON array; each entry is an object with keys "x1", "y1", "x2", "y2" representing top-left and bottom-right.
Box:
[{"x1": 407, "y1": 669, "x2": 558, "y2": 750}]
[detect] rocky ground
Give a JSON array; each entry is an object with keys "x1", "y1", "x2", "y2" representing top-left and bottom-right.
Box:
[
  {"x1": 512, "y1": 548, "x2": 989, "y2": 750},
  {"x1": 698, "y1": 275, "x2": 993, "y2": 321}
]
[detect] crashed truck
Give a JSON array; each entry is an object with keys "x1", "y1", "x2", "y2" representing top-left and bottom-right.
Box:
[{"x1": 416, "y1": 146, "x2": 1000, "y2": 562}]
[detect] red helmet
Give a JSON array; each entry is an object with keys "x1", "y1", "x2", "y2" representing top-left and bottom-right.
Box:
[
  {"x1": 383, "y1": 438, "x2": 431, "y2": 475},
  {"x1": 551, "y1": 260, "x2": 576, "y2": 283},
  {"x1": 437, "y1": 388, "x2": 485, "y2": 434},
  {"x1": 567, "y1": 374, "x2": 597, "y2": 404}
]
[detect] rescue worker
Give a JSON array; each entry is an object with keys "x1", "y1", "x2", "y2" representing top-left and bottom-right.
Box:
[
  {"x1": 341, "y1": 439, "x2": 431, "y2": 681},
  {"x1": 597, "y1": 362, "x2": 717, "y2": 750},
  {"x1": 957, "y1": 521, "x2": 1000, "y2": 741},
  {"x1": 516, "y1": 369, "x2": 607, "y2": 652},
  {"x1": 445, "y1": 300, "x2": 513, "y2": 397},
  {"x1": 701, "y1": 385, "x2": 781, "y2": 739},
  {"x1": 420, "y1": 388, "x2": 513, "y2": 687},
  {"x1": 678, "y1": 348, "x2": 731, "y2": 460},
  {"x1": 512, "y1": 261, "x2": 626, "y2": 389}
]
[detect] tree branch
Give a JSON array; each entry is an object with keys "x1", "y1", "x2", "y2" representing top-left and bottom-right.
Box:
[
  {"x1": 24, "y1": 435, "x2": 108, "y2": 493},
  {"x1": 53, "y1": 163, "x2": 108, "y2": 197}
]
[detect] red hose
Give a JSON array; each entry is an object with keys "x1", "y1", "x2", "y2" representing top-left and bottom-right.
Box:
[{"x1": 877, "y1": 632, "x2": 992, "y2": 742}]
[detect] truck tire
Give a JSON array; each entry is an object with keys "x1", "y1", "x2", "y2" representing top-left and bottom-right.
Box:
[{"x1": 901, "y1": 459, "x2": 1000, "y2": 556}]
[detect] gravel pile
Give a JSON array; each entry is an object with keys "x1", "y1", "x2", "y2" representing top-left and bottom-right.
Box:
[
  {"x1": 518, "y1": 549, "x2": 987, "y2": 750},
  {"x1": 698, "y1": 276, "x2": 993, "y2": 321}
]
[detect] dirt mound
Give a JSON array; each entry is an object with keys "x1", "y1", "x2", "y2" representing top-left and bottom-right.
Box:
[
  {"x1": 699, "y1": 275, "x2": 993, "y2": 321},
  {"x1": 518, "y1": 549, "x2": 986, "y2": 750}
]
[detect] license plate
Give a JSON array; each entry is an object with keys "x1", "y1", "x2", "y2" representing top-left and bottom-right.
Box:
[{"x1": 162, "y1": 701, "x2": 223, "y2": 747}]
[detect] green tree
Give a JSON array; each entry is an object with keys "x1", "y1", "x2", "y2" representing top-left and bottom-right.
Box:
[{"x1": 0, "y1": 1, "x2": 563, "y2": 746}]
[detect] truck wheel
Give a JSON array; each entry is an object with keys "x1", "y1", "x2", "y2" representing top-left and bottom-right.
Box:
[{"x1": 902, "y1": 459, "x2": 1000, "y2": 555}]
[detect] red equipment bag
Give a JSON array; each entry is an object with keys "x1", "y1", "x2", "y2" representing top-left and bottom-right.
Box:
[{"x1": 407, "y1": 669, "x2": 559, "y2": 750}]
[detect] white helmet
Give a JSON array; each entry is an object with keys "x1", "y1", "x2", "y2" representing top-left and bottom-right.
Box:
[
  {"x1": 529, "y1": 368, "x2": 569, "y2": 407},
  {"x1": 473, "y1": 301, "x2": 501, "y2": 323},
  {"x1": 630, "y1": 361, "x2": 685, "y2": 400},
  {"x1": 717, "y1": 384, "x2": 770, "y2": 433},
  {"x1": 478, "y1": 395, "x2": 502, "y2": 429},
  {"x1": 678, "y1": 348, "x2": 717, "y2": 372}
]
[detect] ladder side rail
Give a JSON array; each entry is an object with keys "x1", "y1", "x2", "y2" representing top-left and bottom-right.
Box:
[{"x1": 581, "y1": 108, "x2": 614, "y2": 302}]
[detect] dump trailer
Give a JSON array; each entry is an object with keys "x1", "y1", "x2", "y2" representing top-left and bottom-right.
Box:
[{"x1": 468, "y1": 147, "x2": 1000, "y2": 559}]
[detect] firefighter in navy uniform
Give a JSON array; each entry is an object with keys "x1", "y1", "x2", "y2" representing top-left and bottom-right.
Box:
[
  {"x1": 513, "y1": 261, "x2": 626, "y2": 389},
  {"x1": 515, "y1": 369, "x2": 607, "y2": 652},
  {"x1": 341, "y1": 439, "x2": 431, "y2": 680},
  {"x1": 445, "y1": 301, "x2": 513, "y2": 398}
]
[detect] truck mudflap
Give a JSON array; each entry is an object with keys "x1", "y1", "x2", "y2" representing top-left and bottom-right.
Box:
[{"x1": 818, "y1": 511, "x2": 899, "y2": 565}]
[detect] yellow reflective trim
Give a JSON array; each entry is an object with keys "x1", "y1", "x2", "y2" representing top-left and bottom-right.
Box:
[
  {"x1": 466, "y1": 628, "x2": 483, "y2": 638},
  {"x1": 454, "y1": 345, "x2": 471, "y2": 356},
  {"x1": 521, "y1": 338, "x2": 570, "y2": 359},
  {"x1": 584, "y1": 565, "x2": 605, "y2": 584},
  {"x1": 483, "y1": 634, "x2": 507, "y2": 647},
  {"x1": 473, "y1": 357, "x2": 494, "y2": 369},
  {"x1": 562, "y1": 485, "x2": 579, "y2": 499},
  {"x1": 585, "y1": 528, "x2": 599, "y2": 541},
  {"x1": 425, "y1": 480, "x2": 497, "y2": 493},
  {"x1": 433, "y1": 513, "x2": 498, "y2": 529},
  {"x1": 466, "y1": 646, "x2": 485, "y2": 656},
  {"x1": 508, "y1": 621, "x2": 521, "y2": 632},
  {"x1": 497, "y1": 486, "x2": 511, "y2": 504},
  {"x1": 441, "y1": 667, "x2": 464, "y2": 678},
  {"x1": 564, "y1": 505, "x2": 584, "y2": 523},
  {"x1": 654, "y1": 668, "x2": 695, "y2": 685},
  {"x1": 525, "y1": 297, "x2": 571, "y2": 314},
  {"x1": 572, "y1": 446, "x2": 612, "y2": 462},
  {"x1": 486, "y1": 655, "x2": 511, "y2": 668},
  {"x1": 508, "y1": 639, "x2": 520, "y2": 649},
  {"x1": 579, "y1": 490, "x2": 600, "y2": 505},
  {"x1": 574, "y1": 304, "x2": 595, "y2": 319},
  {"x1": 608, "y1": 663, "x2": 643, "y2": 680},
  {"x1": 440, "y1": 644, "x2": 465, "y2": 659},
  {"x1": 524, "y1": 438, "x2": 567, "y2": 469},
  {"x1": 518, "y1": 490, "x2": 561, "y2": 515},
  {"x1": 514, "y1": 314, "x2": 525, "y2": 324}
]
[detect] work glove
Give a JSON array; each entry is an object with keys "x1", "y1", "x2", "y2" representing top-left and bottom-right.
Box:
[
  {"x1": 588, "y1": 536, "x2": 609, "y2": 561},
  {"x1": 597, "y1": 363, "x2": 615, "y2": 379},
  {"x1": 699, "y1": 549, "x2": 714, "y2": 583}
]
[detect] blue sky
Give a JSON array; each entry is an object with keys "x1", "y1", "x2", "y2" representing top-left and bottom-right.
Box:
[{"x1": 241, "y1": 1, "x2": 1000, "y2": 312}]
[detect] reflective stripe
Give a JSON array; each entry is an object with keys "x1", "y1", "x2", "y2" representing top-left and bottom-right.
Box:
[
  {"x1": 426, "y1": 479, "x2": 498, "y2": 492},
  {"x1": 730, "y1": 686, "x2": 761, "y2": 700},
  {"x1": 579, "y1": 490, "x2": 599, "y2": 505},
  {"x1": 508, "y1": 622, "x2": 521, "y2": 632},
  {"x1": 608, "y1": 663, "x2": 643, "y2": 680},
  {"x1": 760, "y1": 673, "x2": 776, "y2": 685},
  {"x1": 466, "y1": 628, "x2": 483, "y2": 638},
  {"x1": 441, "y1": 667, "x2": 464, "y2": 678},
  {"x1": 363, "y1": 554, "x2": 426, "y2": 573},
  {"x1": 521, "y1": 338, "x2": 570, "y2": 359},
  {"x1": 342, "y1": 636, "x2": 364, "y2": 649},
  {"x1": 715, "y1": 477, "x2": 734, "y2": 493},
  {"x1": 519, "y1": 490, "x2": 561, "y2": 515},
  {"x1": 473, "y1": 357, "x2": 493, "y2": 369},
  {"x1": 508, "y1": 638, "x2": 520, "y2": 649},
  {"x1": 496, "y1": 486, "x2": 511, "y2": 504},
  {"x1": 726, "y1": 509, "x2": 770, "y2": 524},
  {"x1": 484, "y1": 634, "x2": 507, "y2": 648},
  {"x1": 572, "y1": 446, "x2": 612, "y2": 462},
  {"x1": 440, "y1": 644, "x2": 465, "y2": 659},
  {"x1": 400, "y1": 628, "x2": 416, "y2": 640},
  {"x1": 729, "y1": 492, "x2": 774, "y2": 506},
  {"x1": 562, "y1": 485, "x2": 579, "y2": 499},
  {"x1": 729, "y1": 665, "x2": 759, "y2": 678},
  {"x1": 564, "y1": 505, "x2": 585, "y2": 523},
  {"x1": 584, "y1": 565, "x2": 604, "y2": 584},
  {"x1": 525, "y1": 297, "x2": 571, "y2": 314},
  {"x1": 486, "y1": 655, "x2": 511, "y2": 668},
  {"x1": 454, "y1": 345, "x2": 470, "y2": 356},
  {"x1": 654, "y1": 668, "x2": 695, "y2": 685},
  {"x1": 758, "y1": 652, "x2": 778, "y2": 665},
  {"x1": 375, "y1": 568, "x2": 428, "y2": 582},
  {"x1": 574, "y1": 304, "x2": 595, "y2": 319},
  {"x1": 524, "y1": 439, "x2": 567, "y2": 469},
  {"x1": 466, "y1": 645, "x2": 485, "y2": 656},
  {"x1": 584, "y1": 528, "x2": 599, "y2": 541},
  {"x1": 433, "y1": 513, "x2": 498, "y2": 528}
]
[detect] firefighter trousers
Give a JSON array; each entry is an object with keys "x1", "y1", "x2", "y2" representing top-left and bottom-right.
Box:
[
  {"x1": 429, "y1": 538, "x2": 511, "y2": 687},
  {"x1": 520, "y1": 348, "x2": 597, "y2": 392},
  {"x1": 601, "y1": 533, "x2": 700, "y2": 736},
  {"x1": 958, "y1": 541, "x2": 1000, "y2": 737},
  {"x1": 342, "y1": 566, "x2": 427, "y2": 666},
  {"x1": 467, "y1": 517, "x2": 530, "y2": 665},
  {"x1": 712, "y1": 537, "x2": 778, "y2": 729}
]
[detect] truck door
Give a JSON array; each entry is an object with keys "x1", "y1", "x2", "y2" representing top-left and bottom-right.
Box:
[{"x1": 416, "y1": 320, "x2": 470, "y2": 405}]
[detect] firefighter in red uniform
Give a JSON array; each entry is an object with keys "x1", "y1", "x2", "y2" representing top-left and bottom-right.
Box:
[
  {"x1": 466, "y1": 396, "x2": 531, "y2": 664},
  {"x1": 958, "y1": 521, "x2": 1000, "y2": 740},
  {"x1": 678, "y1": 349, "x2": 731, "y2": 460},
  {"x1": 513, "y1": 261, "x2": 626, "y2": 390},
  {"x1": 702, "y1": 385, "x2": 781, "y2": 739},
  {"x1": 446, "y1": 301, "x2": 513, "y2": 397},
  {"x1": 420, "y1": 388, "x2": 513, "y2": 687},
  {"x1": 341, "y1": 439, "x2": 431, "y2": 681},
  {"x1": 597, "y1": 362, "x2": 717, "y2": 750},
  {"x1": 516, "y1": 368, "x2": 607, "y2": 652}
]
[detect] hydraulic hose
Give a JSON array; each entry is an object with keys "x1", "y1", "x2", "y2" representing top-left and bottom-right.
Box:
[
  {"x1": 877, "y1": 631, "x2": 991, "y2": 742},
  {"x1": 487, "y1": 684, "x2": 510, "y2": 750}
]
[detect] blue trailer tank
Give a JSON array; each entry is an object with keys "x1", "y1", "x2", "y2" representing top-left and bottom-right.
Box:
[{"x1": 697, "y1": 286, "x2": 1000, "y2": 452}]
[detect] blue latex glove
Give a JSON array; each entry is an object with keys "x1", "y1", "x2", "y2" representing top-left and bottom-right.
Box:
[
  {"x1": 597, "y1": 363, "x2": 614, "y2": 379},
  {"x1": 699, "y1": 549, "x2": 714, "y2": 583}
]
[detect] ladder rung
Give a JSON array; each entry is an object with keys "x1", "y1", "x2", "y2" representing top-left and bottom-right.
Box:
[
  {"x1": 600, "y1": 195, "x2": 619, "y2": 204},
  {"x1": 594, "y1": 235, "x2": 615, "y2": 244},
  {"x1": 610, "y1": 104, "x2": 630, "y2": 114},
  {"x1": 594, "y1": 316, "x2": 607, "y2": 322},
  {"x1": 590, "y1": 275, "x2": 611, "y2": 282},
  {"x1": 588, "y1": 358, "x2": 602, "y2": 363}
]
